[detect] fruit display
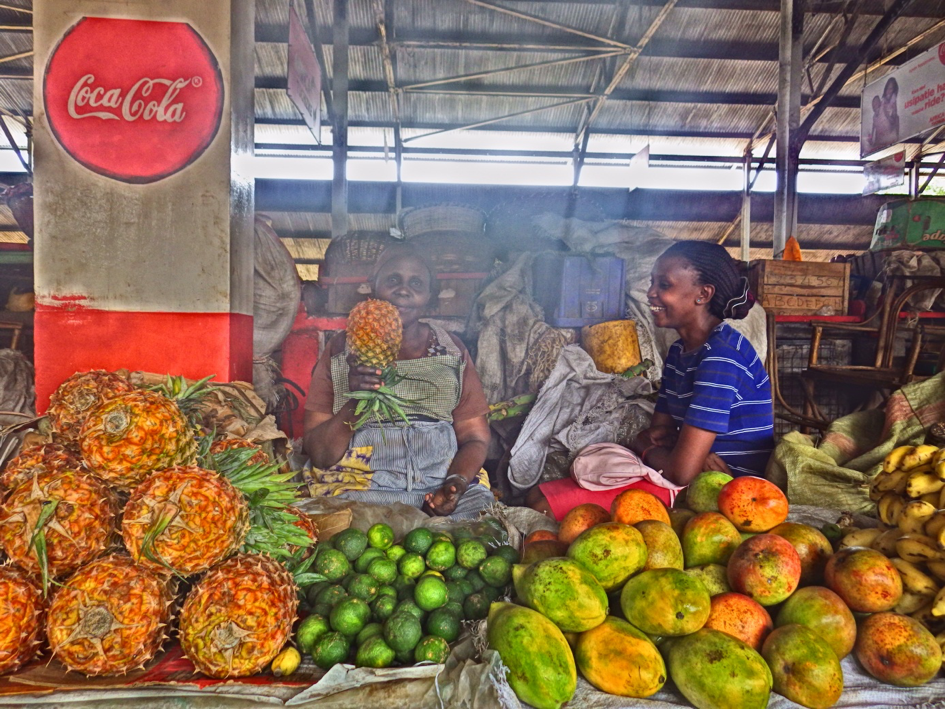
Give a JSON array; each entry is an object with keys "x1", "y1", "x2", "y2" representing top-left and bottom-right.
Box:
[
  {"x1": 0, "y1": 369, "x2": 317, "y2": 680},
  {"x1": 294, "y1": 519, "x2": 516, "y2": 671},
  {"x1": 489, "y1": 472, "x2": 945, "y2": 709}
]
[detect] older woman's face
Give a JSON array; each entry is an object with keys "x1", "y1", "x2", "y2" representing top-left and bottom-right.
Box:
[{"x1": 373, "y1": 254, "x2": 433, "y2": 327}]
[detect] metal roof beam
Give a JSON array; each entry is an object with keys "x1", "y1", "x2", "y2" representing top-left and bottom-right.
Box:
[{"x1": 483, "y1": 0, "x2": 944, "y2": 17}]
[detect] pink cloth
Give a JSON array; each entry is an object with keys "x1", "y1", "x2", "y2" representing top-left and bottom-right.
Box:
[
  {"x1": 539, "y1": 477, "x2": 675, "y2": 522},
  {"x1": 570, "y1": 442, "x2": 685, "y2": 500}
]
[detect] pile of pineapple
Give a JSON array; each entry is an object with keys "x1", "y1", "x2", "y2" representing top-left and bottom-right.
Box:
[
  {"x1": 842, "y1": 444, "x2": 945, "y2": 631},
  {"x1": 0, "y1": 370, "x2": 316, "y2": 679}
]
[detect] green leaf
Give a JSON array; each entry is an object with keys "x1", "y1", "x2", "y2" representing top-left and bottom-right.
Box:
[{"x1": 28, "y1": 499, "x2": 59, "y2": 597}]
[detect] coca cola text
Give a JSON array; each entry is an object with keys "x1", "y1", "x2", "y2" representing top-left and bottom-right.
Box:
[{"x1": 67, "y1": 74, "x2": 203, "y2": 123}]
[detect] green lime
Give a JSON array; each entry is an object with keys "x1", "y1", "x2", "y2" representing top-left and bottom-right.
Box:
[
  {"x1": 312, "y1": 631, "x2": 351, "y2": 670},
  {"x1": 492, "y1": 545, "x2": 520, "y2": 565},
  {"x1": 348, "y1": 573, "x2": 379, "y2": 603},
  {"x1": 403, "y1": 528, "x2": 435, "y2": 555},
  {"x1": 312, "y1": 603, "x2": 332, "y2": 618},
  {"x1": 425, "y1": 607, "x2": 461, "y2": 643},
  {"x1": 457, "y1": 579, "x2": 475, "y2": 598},
  {"x1": 481, "y1": 585, "x2": 501, "y2": 603},
  {"x1": 444, "y1": 601, "x2": 464, "y2": 619},
  {"x1": 456, "y1": 540, "x2": 487, "y2": 569},
  {"x1": 415, "y1": 575, "x2": 449, "y2": 612},
  {"x1": 420, "y1": 570, "x2": 444, "y2": 580},
  {"x1": 414, "y1": 635, "x2": 451, "y2": 664},
  {"x1": 445, "y1": 581, "x2": 466, "y2": 605},
  {"x1": 432, "y1": 531, "x2": 454, "y2": 544},
  {"x1": 371, "y1": 594, "x2": 397, "y2": 622},
  {"x1": 353, "y1": 548, "x2": 386, "y2": 573},
  {"x1": 368, "y1": 558, "x2": 398, "y2": 585},
  {"x1": 383, "y1": 612, "x2": 424, "y2": 654},
  {"x1": 444, "y1": 565, "x2": 468, "y2": 581},
  {"x1": 395, "y1": 599, "x2": 426, "y2": 622},
  {"x1": 463, "y1": 592, "x2": 490, "y2": 620},
  {"x1": 399, "y1": 552, "x2": 426, "y2": 579},
  {"x1": 393, "y1": 576, "x2": 416, "y2": 601},
  {"x1": 356, "y1": 622, "x2": 384, "y2": 647},
  {"x1": 330, "y1": 597, "x2": 371, "y2": 637},
  {"x1": 367, "y1": 523, "x2": 395, "y2": 550},
  {"x1": 386, "y1": 544, "x2": 407, "y2": 562},
  {"x1": 426, "y1": 540, "x2": 456, "y2": 572},
  {"x1": 478, "y1": 556, "x2": 512, "y2": 588},
  {"x1": 453, "y1": 527, "x2": 474, "y2": 541},
  {"x1": 377, "y1": 584, "x2": 397, "y2": 599},
  {"x1": 296, "y1": 614, "x2": 331, "y2": 654},
  {"x1": 315, "y1": 584, "x2": 349, "y2": 609},
  {"x1": 333, "y1": 528, "x2": 369, "y2": 561},
  {"x1": 394, "y1": 648, "x2": 414, "y2": 666},
  {"x1": 315, "y1": 549, "x2": 351, "y2": 582},
  {"x1": 306, "y1": 581, "x2": 329, "y2": 606},
  {"x1": 356, "y1": 635, "x2": 396, "y2": 668},
  {"x1": 465, "y1": 569, "x2": 486, "y2": 593}
]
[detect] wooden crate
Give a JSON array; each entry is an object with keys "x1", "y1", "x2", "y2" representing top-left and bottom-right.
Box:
[{"x1": 749, "y1": 260, "x2": 850, "y2": 315}]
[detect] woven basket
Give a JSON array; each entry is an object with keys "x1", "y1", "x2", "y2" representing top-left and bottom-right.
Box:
[{"x1": 400, "y1": 205, "x2": 485, "y2": 239}]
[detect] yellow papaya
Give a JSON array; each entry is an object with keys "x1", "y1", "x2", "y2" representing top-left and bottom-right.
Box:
[
  {"x1": 575, "y1": 616, "x2": 666, "y2": 698},
  {"x1": 620, "y1": 568, "x2": 710, "y2": 636},
  {"x1": 567, "y1": 522, "x2": 648, "y2": 590},
  {"x1": 513, "y1": 558, "x2": 608, "y2": 632}
]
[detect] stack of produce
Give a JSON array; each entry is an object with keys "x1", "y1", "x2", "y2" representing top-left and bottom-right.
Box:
[
  {"x1": 293, "y1": 518, "x2": 517, "y2": 670},
  {"x1": 489, "y1": 472, "x2": 944, "y2": 709},
  {"x1": 0, "y1": 369, "x2": 316, "y2": 679}
]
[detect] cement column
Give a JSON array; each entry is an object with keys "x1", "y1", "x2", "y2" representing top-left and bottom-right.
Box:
[{"x1": 32, "y1": 0, "x2": 254, "y2": 408}]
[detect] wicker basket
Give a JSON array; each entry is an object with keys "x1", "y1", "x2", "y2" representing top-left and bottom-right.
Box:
[{"x1": 400, "y1": 205, "x2": 485, "y2": 239}]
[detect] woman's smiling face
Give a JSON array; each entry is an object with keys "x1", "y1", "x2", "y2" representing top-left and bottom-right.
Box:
[
  {"x1": 373, "y1": 254, "x2": 433, "y2": 327},
  {"x1": 647, "y1": 255, "x2": 712, "y2": 329}
]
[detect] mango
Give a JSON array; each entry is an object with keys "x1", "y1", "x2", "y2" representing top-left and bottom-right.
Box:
[
  {"x1": 487, "y1": 602, "x2": 576, "y2": 709},
  {"x1": 686, "y1": 471, "x2": 733, "y2": 513},
  {"x1": 634, "y1": 520, "x2": 684, "y2": 571},
  {"x1": 855, "y1": 612, "x2": 942, "y2": 687},
  {"x1": 665, "y1": 628, "x2": 772, "y2": 709},
  {"x1": 668, "y1": 508, "x2": 697, "y2": 537},
  {"x1": 684, "y1": 564, "x2": 731, "y2": 596},
  {"x1": 575, "y1": 616, "x2": 666, "y2": 698},
  {"x1": 513, "y1": 558, "x2": 608, "y2": 632},
  {"x1": 761, "y1": 624, "x2": 843, "y2": 709},
  {"x1": 567, "y1": 522, "x2": 647, "y2": 591},
  {"x1": 682, "y1": 512, "x2": 741, "y2": 568},
  {"x1": 620, "y1": 568, "x2": 710, "y2": 637}
]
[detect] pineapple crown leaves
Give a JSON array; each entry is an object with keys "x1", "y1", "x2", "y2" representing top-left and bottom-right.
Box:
[
  {"x1": 27, "y1": 498, "x2": 59, "y2": 597},
  {"x1": 149, "y1": 375, "x2": 217, "y2": 427}
]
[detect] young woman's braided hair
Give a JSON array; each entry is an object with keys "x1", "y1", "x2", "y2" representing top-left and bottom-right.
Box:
[{"x1": 661, "y1": 241, "x2": 755, "y2": 320}]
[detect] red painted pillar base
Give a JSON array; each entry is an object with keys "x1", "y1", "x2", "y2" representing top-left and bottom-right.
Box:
[{"x1": 34, "y1": 306, "x2": 253, "y2": 411}]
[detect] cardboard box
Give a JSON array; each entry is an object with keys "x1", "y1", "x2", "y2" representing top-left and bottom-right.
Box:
[{"x1": 749, "y1": 260, "x2": 850, "y2": 315}]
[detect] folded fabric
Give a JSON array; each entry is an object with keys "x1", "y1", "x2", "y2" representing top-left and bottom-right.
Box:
[{"x1": 570, "y1": 442, "x2": 685, "y2": 503}]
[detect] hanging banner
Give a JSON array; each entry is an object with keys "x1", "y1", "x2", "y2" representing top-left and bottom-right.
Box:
[
  {"x1": 43, "y1": 17, "x2": 224, "y2": 184},
  {"x1": 287, "y1": 6, "x2": 322, "y2": 143},
  {"x1": 861, "y1": 40, "x2": 945, "y2": 158},
  {"x1": 870, "y1": 199, "x2": 945, "y2": 252},
  {"x1": 863, "y1": 150, "x2": 906, "y2": 195}
]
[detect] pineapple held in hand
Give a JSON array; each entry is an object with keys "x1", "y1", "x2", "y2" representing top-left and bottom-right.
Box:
[{"x1": 345, "y1": 298, "x2": 411, "y2": 429}]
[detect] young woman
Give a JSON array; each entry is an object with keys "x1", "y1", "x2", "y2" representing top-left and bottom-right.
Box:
[
  {"x1": 303, "y1": 245, "x2": 494, "y2": 520},
  {"x1": 529, "y1": 240, "x2": 774, "y2": 517}
]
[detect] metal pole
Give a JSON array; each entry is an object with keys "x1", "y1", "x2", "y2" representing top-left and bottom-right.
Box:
[
  {"x1": 331, "y1": 0, "x2": 349, "y2": 239},
  {"x1": 774, "y1": 0, "x2": 803, "y2": 258},
  {"x1": 741, "y1": 149, "x2": 751, "y2": 262}
]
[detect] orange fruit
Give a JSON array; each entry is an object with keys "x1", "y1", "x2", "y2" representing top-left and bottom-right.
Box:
[
  {"x1": 611, "y1": 489, "x2": 670, "y2": 526},
  {"x1": 558, "y1": 504, "x2": 610, "y2": 545}
]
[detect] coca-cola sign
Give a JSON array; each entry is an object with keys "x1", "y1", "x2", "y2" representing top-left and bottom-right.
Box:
[{"x1": 44, "y1": 17, "x2": 224, "y2": 183}]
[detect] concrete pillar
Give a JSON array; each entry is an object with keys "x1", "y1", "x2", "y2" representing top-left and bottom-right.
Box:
[{"x1": 32, "y1": 0, "x2": 254, "y2": 408}]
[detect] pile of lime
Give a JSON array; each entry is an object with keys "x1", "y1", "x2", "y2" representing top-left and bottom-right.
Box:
[{"x1": 296, "y1": 521, "x2": 519, "y2": 670}]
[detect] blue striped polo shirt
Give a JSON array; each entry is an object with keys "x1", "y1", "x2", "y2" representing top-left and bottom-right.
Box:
[{"x1": 655, "y1": 323, "x2": 774, "y2": 477}]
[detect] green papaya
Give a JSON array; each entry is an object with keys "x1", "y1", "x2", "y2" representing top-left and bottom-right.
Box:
[
  {"x1": 486, "y1": 602, "x2": 576, "y2": 709},
  {"x1": 665, "y1": 628, "x2": 772, "y2": 709},
  {"x1": 513, "y1": 558, "x2": 608, "y2": 632},
  {"x1": 567, "y1": 522, "x2": 648, "y2": 590}
]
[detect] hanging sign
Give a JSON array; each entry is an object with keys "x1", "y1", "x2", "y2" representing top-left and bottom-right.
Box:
[
  {"x1": 863, "y1": 150, "x2": 906, "y2": 195},
  {"x1": 43, "y1": 17, "x2": 225, "y2": 184},
  {"x1": 287, "y1": 6, "x2": 322, "y2": 143},
  {"x1": 861, "y1": 40, "x2": 945, "y2": 158},
  {"x1": 870, "y1": 199, "x2": 945, "y2": 252}
]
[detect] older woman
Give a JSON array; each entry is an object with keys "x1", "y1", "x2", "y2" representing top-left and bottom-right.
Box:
[{"x1": 303, "y1": 245, "x2": 494, "y2": 520}]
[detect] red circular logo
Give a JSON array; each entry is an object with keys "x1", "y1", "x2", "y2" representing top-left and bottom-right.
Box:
[{"x1": 44, "y1": 18, "x2": 224, "y2": 184}]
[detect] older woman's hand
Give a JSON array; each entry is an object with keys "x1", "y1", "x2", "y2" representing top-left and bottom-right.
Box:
[
  {"x1": 346, "y1": 354, "x2": 385, "y2": 393},
  {"x1": 423, "y1": 475, "x2": 469, "y2": 517}
]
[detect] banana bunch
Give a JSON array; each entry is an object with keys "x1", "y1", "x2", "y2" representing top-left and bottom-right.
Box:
[{"x1": 869, "y1": 445, "x2": 944, "y2": 504}]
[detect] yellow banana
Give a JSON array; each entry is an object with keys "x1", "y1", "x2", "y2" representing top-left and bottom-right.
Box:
[
  {"x1": 931, "y1": 586, "x2": 945, "y2": 618},
  {"x1": 878, "y1": 492, "x2": 906, "y2": 527},
  {"x1": 935, "y1": 630, "x2": 945, "y2": 657},
  {"x1": 897, "y1": 535, "x2": 945, "y2": 564},
  {"x1": 934, "y1": 448, "x2": 945, "y2": 468},
  {"x1": 926, "y1": 511, "x2": 945, "y2": 540},
  {"x1": 839, "y1": 528, "x2": 883, "y2": 550},
  {"x1": 873, "y1": 528, "x2": 904, "y2": 557},
  {"x1": 905, "y1": 471, "x2": 945, "y2": 499},
  {"x1": 271, "y1": 646, "x2": 301, "y2": 677},
  {"x1": 898, "y1": 500, "x2": 938, "y2": 535},
  {"x1": 891, "y1": 558, "x2": 941, "y2": 597},
  {"x1": 921, "y1": 492, "x2": 942, "y2": 506},
  {"x1": 875, "y1": 470, "x2": 908, "y2": 494},
  {"x1": 884, "y1": 445, "x2": 915, "y2": 473},
  {"x1": 902, "y1": 445, "x2": 941, "y2": 471},
  {"x1": 928, "y1": 560, "x2": 945, "y2": 583},
  {"x1": 869, "y1": 484, "x2": 885, "y2": 503},
  {"x1": 910, "y1": 600, "x2": 943, "y2": 631},
  {"x1": 935, "y1": 460, "x2": 945, "y2": 482},
  {"x1": 896, "y1": 590, "x2": 932, "y2": 614}
]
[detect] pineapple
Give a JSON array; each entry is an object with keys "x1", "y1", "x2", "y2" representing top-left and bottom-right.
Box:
[
  {"x1": 0, "y1": 564, "x2": 45, "y2": 674},
  {"x1": 47, "y1": 370, "x2": 133, "y2": 440},
  {"x1": 179, "y1": 553, "x2": 297, "y2": 678},
  {"x1": 122, "y1": 466, "x2": 249, "y2": 575},
  {"x1": 345, "y1": 298, "x2": 410, "y2": 428},
  {"x1": 47, "y1": 554, "x2": 173, "y2": 676},
  {"x1": 0, "y1": 470, "x2": 118, "y2": 593},
  {"x1": 0, "y1": 442, "x2": 82, "y2": 492},
  {"x1": 289, "y1": 510, "x2": 319, "y2": 559},
  {"x1": 79, "y1": 390, "x2": 197, "y2": 491},
  {"x1": 209, "y1": 438, "x2": 269, "y2": 466}
]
